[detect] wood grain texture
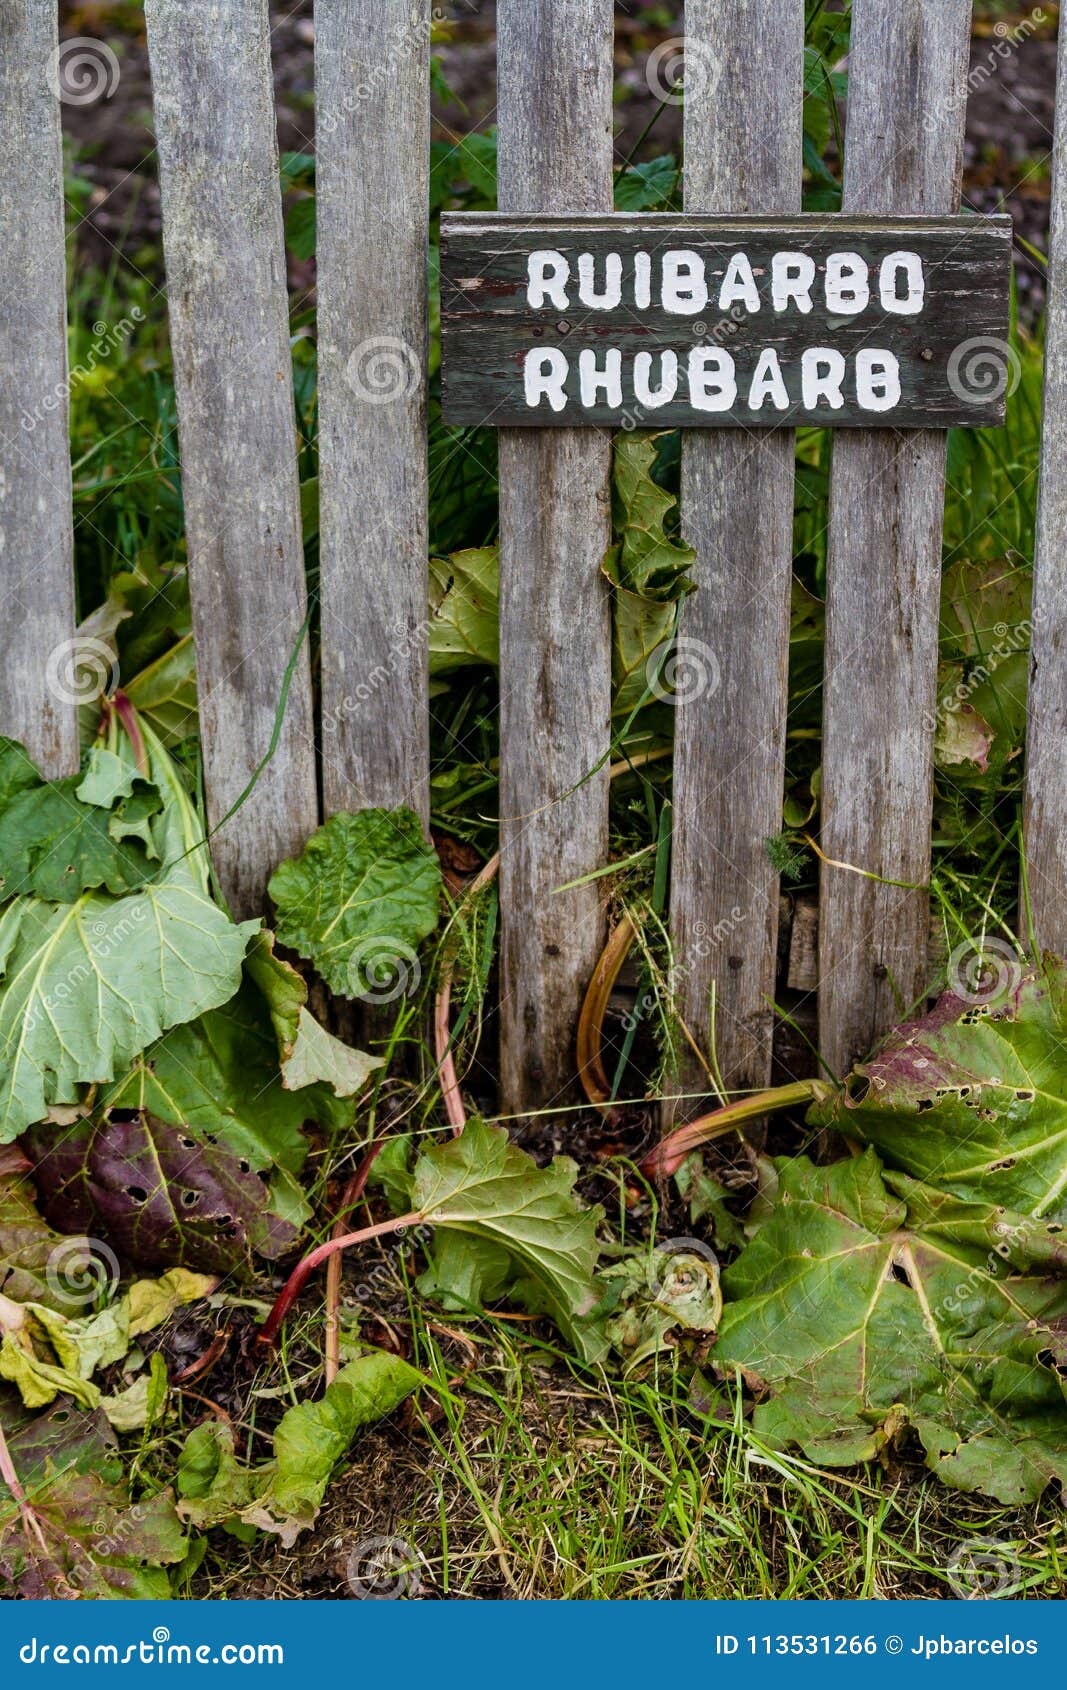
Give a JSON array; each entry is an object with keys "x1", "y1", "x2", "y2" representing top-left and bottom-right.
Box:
[
  {"x1": 818, "y1": 0, "x2": 972, "y2": 1077},
  {"x1": 146, "y1": 0, "x2": 318, "y2": 918},
  {"x1": 496, "y1": 0, "x2": 614, "y2": 1115},
  {"x1": 669, "y1": 0, "x2": 803, "y2": 1116},
  {"x1": 441, "y1": 214, "x2": 1011, "y2": 429},
  {"x1": 1024, "y1": 13, "x2": 1067, "y2": 949},
  {"x1": 0, "y1": 1, "x2": 77, "y2": 777},
  {"x1": 316, "y1": 0, "x2": 430, "y2": 823}
]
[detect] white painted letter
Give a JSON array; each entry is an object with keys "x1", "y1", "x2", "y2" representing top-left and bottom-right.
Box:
[
  {"x1": 688, "y1": 347, "x2": 737, "y2": 412},
  {"x1": 578, "y1": 252, "x2": 623, "y2": 310},
  {"x1": 879, "y1": 251, "x2": 925, "y2": 315},
  {"x1": 825, "y1": 251, "x2": 870, "y2": 315},
  {"x1": 634, "y1": 350, "x2": 679, "y2": 409},
  {"x1": 772, "y1": 252, "x2": 816, "y2": 313},
  {"x1": 579, "y1": 348, "x2": 623, "y2": 408},
  {"x1": 527, "y1": 251, "x2": 570, "y2": 310},
  {"x1": 801, "y1": 348, "x2": 846, "y2": 410},
  {"x1": 748, "y1": 347, "x2": 790, "y2": 411},
  {"x1": 524, "y1": 348, "x2": 569, "y2": 412},
  {"x1": 634, "y1": 251, "x2": 652, "y2": 311},
  {"x1": 856, "y1": 349, "x2": 901, "y2": 412},
  {"x1": 662, "y1": 250, "x2": 708, "y2": 316},
  {"x1": 719, "y1": 252, "x2": 761, "y2": 314}
]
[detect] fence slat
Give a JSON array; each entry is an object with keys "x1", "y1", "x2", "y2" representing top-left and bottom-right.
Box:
[
  {"x1": 146, "y1": 0, "x2": 318, "y2": 917},
  {"x1": 316, "y1": 0, "x2": 430, "y2": 824},
  {"x1": 668, "y1": 2, "x2": 804, "y2": 1117},
  {"x1": 1024, "y1": 17, "x2": 1067, "y2": 950},
  {"x1": 818, "y1": 0, "x2": 972, "y2": 1077},
  {"x1": 496, "y1": 0, "x2": 614, "y2": 1114},
  {"x1": 0, "y1": 2, "x2": 77, "y2": 778}
]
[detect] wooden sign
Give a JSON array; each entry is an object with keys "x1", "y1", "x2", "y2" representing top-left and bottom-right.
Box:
[{"x1": 440, "y1": 214, "x2": 1013, "y2": 430}]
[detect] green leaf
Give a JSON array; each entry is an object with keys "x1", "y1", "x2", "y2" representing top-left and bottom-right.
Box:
[
  {"x1": 244, "y1": 930, "x2": 384, "y2": 1098},
  {"x1": 122, "y1": 635, "x2": 198, "y2": 748},
  {"x1": 813, "y1": 961, "x2": 1067, "y2": 1220},
  {"x1": 0, "y1": 739, "x2": 159, "y2": 904},
  {"x1": 428, "y1": 548, "x2": 499, "y2": 676},
  {"x1": 602, "y1": 434, "x2": 696, "y2": 719},
  {"x1": 177, "y1": 1351, "x2": 426, "y2": 1545},
  {"x1": 413, "y1": 1119, "x2": 606, "y2": 1360},
  {"x1": 614, "y1": 155, "x2": 678, "y2": 211},
  {"x1": 285, "y1": 195, "x2": 316, "y2": 261},
  {"x1": 269, "y1": 809, "x2": 442, "y2": 1000},
  {"x1": 0, "y1": 1398, "x2": 185, "y2": 1598},
  {"x1": 716, "y1": 1151, "x2": 1067, "y2": 1502}
]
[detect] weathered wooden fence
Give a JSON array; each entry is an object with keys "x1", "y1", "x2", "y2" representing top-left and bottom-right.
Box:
[{"x1": 1, "y1": 0, "x2": 1064, "y2": 1119}]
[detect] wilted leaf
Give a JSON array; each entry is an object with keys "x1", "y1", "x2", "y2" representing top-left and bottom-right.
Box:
[
  {"x1": 813, "y1": 962, "x2": 1067, "y2": 1220},
  {"x1": 602, "y1": 434, "x2": 695, "y2": 719},
  {"x1": 269, "y1": 809, "x2": 442, "y2": 1000},
  {"x1": 602, "y1": 1242, "x2": 722, "y2": 1370},
  {"x1": 716, "y1": 1151, "x2": 1067, "y2": 1502},
  {"x1": 0, "y1": 724, "x2": 257, "y2": 1141},
  {"x1": 428, "y1": 548, "x2": 499, "y2": 676},
  {"x1": 23, "y1": 1114, "x2": 296, "y2": 1275},
  {"x1": 0, "y1": 1397, "x2": 184, "y2": 1598},
  {"x1": 0, "y1": 1159, "x2": 99, "y2": 1313},
  {"x1": 413, "y1": 1118, "x2": 606, "y2": 1360},
  {"x1": 177, "y1": 1351, "x2": 425, "y2": 1546}
]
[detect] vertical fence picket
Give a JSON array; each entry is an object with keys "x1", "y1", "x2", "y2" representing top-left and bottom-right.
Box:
[
  {"x1": 146, "y1": 0, "x2": 318, "y2": 917},
  {"x1": 0, "y1": 1, "x2": 77, "y2": 778},
  {"x1": 818, "y1": 0, "x2": 972, "y2": 1077},
  {"x1": 1024, "y1": 19, "x2": 1067, "y2": 952},
  {"x1": 496, "y1": 0, "x2": 614, "y2": 1115},
  {"x1": 316, "y1": 0, "x2": 430, "y2": 824},
  {"x1": 667, "y1": 2, "x2": 804, "y2": 1117}
]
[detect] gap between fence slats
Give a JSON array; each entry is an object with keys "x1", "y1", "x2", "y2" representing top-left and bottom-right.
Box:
[
  {"x1": 0, "y1": 1, "x2": 77, "y2": 779},
  {"x1": 667, "y1": 0, "x2": 805, "y2": 1121},
  {"x1": 496, "y1": 0, "x2": 614, "y2": 1115},
  {"x1": 316, "y1": 0, "x2": 430, "y2": 827},
  {"x1": 146, "y1": 0, "x2": 319, "y2": 918},
  {"x1": 818, "y1": 0, "x2": 972, "y2": 1078},
  {"x1": 1024, "y1": 15, "x2": 1067, "y2": 951}
]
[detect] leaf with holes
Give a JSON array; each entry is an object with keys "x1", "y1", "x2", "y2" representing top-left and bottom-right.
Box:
[
  {"x1": 0, "y1": 1397, "x2": 185, "y2": 1599},
  {"x1": 811, "y1": 960, "x2": 1067, "y2": 1221},
  {"x1": 716, "y1": 1150, "x2": 1067, "y2": 1503},
  {"x1": 21, "y1": 1114, "x2": 296, "y2": 1275},
  {"x1": 268, "y1": 809, "x2": 442, "y2": 1000}
]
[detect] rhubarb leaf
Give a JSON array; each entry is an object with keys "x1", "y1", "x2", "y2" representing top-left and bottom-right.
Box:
[
  {"x1": 716, "y1": 1151, "x2": 1067, "y2": 1503},
  {"x1": 413, "y1": 1118, "x2": 606, "y2": 1361},
  {"x1": 268, "y1": 809, "x2": 442, "y2": 1000}
]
